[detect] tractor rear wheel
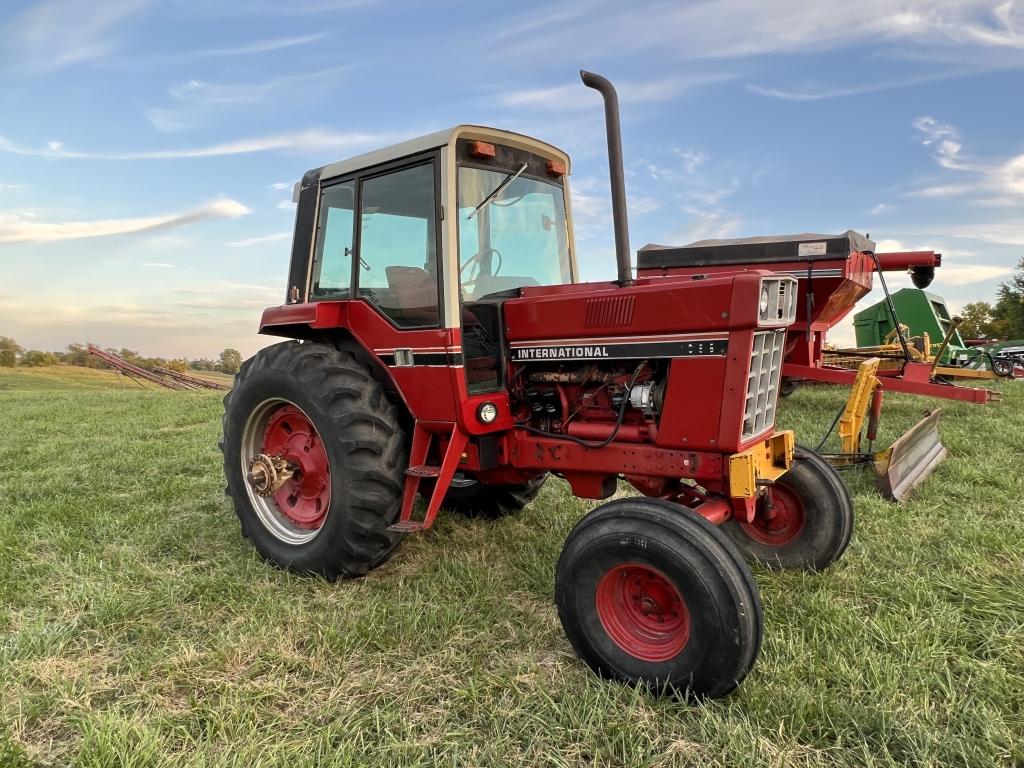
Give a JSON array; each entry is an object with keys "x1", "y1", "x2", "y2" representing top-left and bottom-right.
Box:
[
  {"x1": 424, "y1": 473, "x2": 548, "y2": 518},
  {"x1": 221, "y1": 341, "x2": 406, "y2": 580},
  {"x1": 722, "y1": 446, "x2": 853, "y2": 571},
  {"x1": 556, "y1": 497, "x2": 762, "y2": 699}
]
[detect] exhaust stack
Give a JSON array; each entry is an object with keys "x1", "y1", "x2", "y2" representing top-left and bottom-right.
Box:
[{"x1": 581, "y1": 70, "x2": 632, "y2": 286}]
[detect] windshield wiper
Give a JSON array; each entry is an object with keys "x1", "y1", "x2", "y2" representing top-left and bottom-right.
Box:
[{"x1": 467, "y1": 162, "x2": 528, "y2": 220}]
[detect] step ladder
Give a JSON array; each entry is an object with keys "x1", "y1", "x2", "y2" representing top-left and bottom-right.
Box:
[{"x1": 388, "y1": 422, "x2": 469, "y2": 533}]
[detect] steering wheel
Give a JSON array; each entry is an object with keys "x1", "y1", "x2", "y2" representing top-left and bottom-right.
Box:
[{"x1": 460, "y1": 247, "x2": 503, "y2": 289}]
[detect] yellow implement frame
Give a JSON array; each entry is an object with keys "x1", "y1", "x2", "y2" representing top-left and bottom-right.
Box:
[{"x1": 821, "y1": 357, "x2": 948, "y2": 501}]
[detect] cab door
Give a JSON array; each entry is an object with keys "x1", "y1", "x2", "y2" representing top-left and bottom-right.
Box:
[{"x1": 310, "y1": 154, "x2": 460, "y2": 422}]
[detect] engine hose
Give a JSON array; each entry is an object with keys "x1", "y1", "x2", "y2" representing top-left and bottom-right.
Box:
[
  {"x1": 520, "y1": 362, "x2": 645, "y2": 450},
  {"x1": 814, "y1": 402, "x2": 847, "y2": 453}
]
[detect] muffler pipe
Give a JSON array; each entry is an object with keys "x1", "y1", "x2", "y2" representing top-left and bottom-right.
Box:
[{"x1": 581, "y1": 70, "x2": 633, "y2": 286}]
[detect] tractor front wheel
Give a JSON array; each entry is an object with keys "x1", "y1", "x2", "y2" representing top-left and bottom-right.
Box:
[
  {"x1": 556, "y1": 497, "x2": 762, "y2": 699},
  {"x1": 423, "y1": 473, "x2": 548, "y2": 518},
  {"x1": 722, "y1": 446, "x2": 853, "y2": 571},
  {"x1": 221, "y1": 341, "x2": 406, "y2": 580}
]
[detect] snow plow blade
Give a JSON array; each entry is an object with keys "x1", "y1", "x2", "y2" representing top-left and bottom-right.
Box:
[{"x1": 873, "y1": 409, "x2": 947, "y2": 501}]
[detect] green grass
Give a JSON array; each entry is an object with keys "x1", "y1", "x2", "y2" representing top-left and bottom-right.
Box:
[{"x1": 1, "y1": 368, "x2": 1022, "y2": 767}]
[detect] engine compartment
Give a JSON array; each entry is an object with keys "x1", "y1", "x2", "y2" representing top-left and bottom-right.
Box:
[{"x1": 512, "y1": 361, "x2": 666, "y2": 446}]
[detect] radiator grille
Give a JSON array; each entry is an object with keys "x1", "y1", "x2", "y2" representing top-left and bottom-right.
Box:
[{"x1": 743, "y1": 329, "x2": 786, "y2": 441}]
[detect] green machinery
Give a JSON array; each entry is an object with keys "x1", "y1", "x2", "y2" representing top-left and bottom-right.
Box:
[{"x1": 854, "y1": 288, "x2": 966, "y2": 365}]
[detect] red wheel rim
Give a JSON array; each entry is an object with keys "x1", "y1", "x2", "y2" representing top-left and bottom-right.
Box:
[
  {"x1": 261, "y1": 405, "x2": 331, "y2": 530},
  {"x1": 595, "y1": 563, "x2": 690, "y2": 662},
  {"x1": 739, "y1": 484, "x2": 805, "y2": 546}
]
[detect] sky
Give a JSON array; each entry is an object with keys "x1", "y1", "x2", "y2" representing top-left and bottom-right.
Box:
[{"x1": 1, "y1": 0, "x2": 1023, "y2": 358}]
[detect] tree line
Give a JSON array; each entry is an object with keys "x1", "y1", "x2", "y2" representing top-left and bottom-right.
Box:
[
  {"x1": 0, "y1": 339, "x2": 242, "y2": 375},
  {"x1": 957, "y1": 257, "x2": 1024, "y2": 340}
]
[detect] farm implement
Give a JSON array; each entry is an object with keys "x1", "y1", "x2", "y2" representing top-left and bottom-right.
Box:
[
  {"x1": 812, "y1": 358, "x2": 947, "y2": 501},
  {"x1": 848, "y1": 288, "x2": 1020, "y2": 380},
  {"x1": 87, "y1": 345, "x2": 231, "y2": 391},
  {"x1": 636, "y1": 233, "x2": 999, "y2": 404},
  {"x1": 222, "y1": 72, "x2": 856, "y2": 700}
]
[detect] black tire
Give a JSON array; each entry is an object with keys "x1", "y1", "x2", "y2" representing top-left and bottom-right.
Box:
[
  {"x1": 722, "y1": 445, "x2": 853, "y2": 571},
  {"x1": 779, "y1": 377, "x2": 800, "y2": 397},
  {"x1": 423, "y1": 473, "x2": 548, "y2": 518},
  {"x1": 992, "y1": 358, "x2": 1013, "y2": 377},
  {"x1": 556, "y1": 497, "x2": 762, "y2": 699},
  {"x1": 221, "y1": 341, "x2": 406, "y2": 580}
]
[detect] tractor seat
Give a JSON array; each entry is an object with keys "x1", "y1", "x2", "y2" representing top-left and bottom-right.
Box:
[{"x1": 385, "y1": 266, "x2": 439, "y2": 325}]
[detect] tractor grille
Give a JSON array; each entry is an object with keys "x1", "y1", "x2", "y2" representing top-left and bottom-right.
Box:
[{"x1": 743, "y1": 329, "x2": 786, "y2": 441}]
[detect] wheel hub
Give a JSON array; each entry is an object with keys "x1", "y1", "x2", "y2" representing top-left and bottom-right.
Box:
[
  {"x1": 259, "y1": 405, "x2": 331, "y2": 530},
  {"x1": 740, "y1": 484, "x2": 805, "y2": 546},
  {"x1": 246, "y1": 453, "x2": 296, "y2": 497},
  {"x1": 595, "y1": 563, "x2": 690, "y2": 662}
]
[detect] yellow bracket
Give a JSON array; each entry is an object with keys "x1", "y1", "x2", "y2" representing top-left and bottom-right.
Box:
[
  {"x1": 729, "y1": 430, "x2": 794, "y2": 498},
  {"x1": 838, "y1": 358, "x2": 880, "y2": 455}
]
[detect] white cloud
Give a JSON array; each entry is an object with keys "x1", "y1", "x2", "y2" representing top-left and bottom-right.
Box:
[
  {"x1": 276, "y1": 200, "x2": 295, "y2": 210},
  {"x1": 0, "y1": 129, "x2": 399, "y2": 160},
  {"x1": 909, "y1": 115, "x2": 1024, "y2": 206},
  {"x1": 141, "y1": 262, "x2": 174, "y2": 268},
  {"x1": 953, "y1": 223, "x2": 1024, "y2": 246},
  {"x1": 913, "y1": 116, "x2": 973, "y2": 170},
  {"x1": 270, "y1": 182, "x2": 292, "y2": 191},
  {"x1": 186, "y1": 32, "x2": 328, "y2": 57},
  {"x1": 500, "y1": 73, "x2": 735, "y2": 111},
  {"x1": 870, "y1": 203, "x2": 890, "y2": 215},
  {"x1": 489, "y1": 1, "x2": 1024, "y2": 63},
  {"x1": 937, "y1": 263, "x2": 1015, "y2": 284},
  {"x1": 146, "y1": 66, "x2": 347, "y2": 132},
  {"x1": 671, "y1": 208, "x2": 744, "y2": 244},
  {"x1": 227, "y1": 232, "x2": 291, "y2": 247},
  {"x1": 0, "y1": 0, "x2": 150, "y2": 72},
  {"x1": 0, "y1": 198, "x2": 249, "y2": 244}
]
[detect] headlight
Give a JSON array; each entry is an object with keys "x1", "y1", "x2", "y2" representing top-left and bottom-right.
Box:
[
  {"x1": 477, "y1": 402, "x2": 498, "y2": 424},
  {"x1": 757, "y1": 277, "x2": 797, "y2": 326}
]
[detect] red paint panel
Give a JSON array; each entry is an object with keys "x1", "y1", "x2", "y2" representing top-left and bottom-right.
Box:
[{"x1": 505, "y1": 273, "x2": 765, "y2": 342}]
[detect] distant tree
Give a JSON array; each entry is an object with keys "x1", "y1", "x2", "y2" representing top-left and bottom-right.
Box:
[
  {"x1": 991, "y1": 257, "x2": 1024, "y2": 339},
  {"x1": 189, "y1": 358, "x2": 217, "y2": 372},
  {"x1": 0, "y1": 336, "x2": 22, "y2": 356},
  {"x1": 20, "y1": 350, "x2": 58, "y2": 367},
  {"x1": 166, "y1": 358, "x2": 189, "y2": 373},
  {"x1": 0, "y1": 350, "x2": 14, "y2": 368},
  {"x1": 219, "y1": 348, "x2": 242, "y2": 374},
  {"x1": 63, "y1": 343, "x2": 103, "y2": 368},
  {"x1": 959, "y1": 301, "x2": 998, "y2": 340}
]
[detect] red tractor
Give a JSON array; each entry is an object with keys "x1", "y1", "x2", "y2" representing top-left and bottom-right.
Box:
[{"x1": 222, "y1": 72, "x2": 853, "y2": 699}]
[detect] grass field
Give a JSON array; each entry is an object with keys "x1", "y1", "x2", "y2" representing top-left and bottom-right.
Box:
[{"x1": 1, "y1": 365, "x2": 1022, "y2": 767}]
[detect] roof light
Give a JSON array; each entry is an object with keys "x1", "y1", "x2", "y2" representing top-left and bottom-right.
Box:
[
  {"x1": 469, "y1": 141, "x2": 496, "y2": 159},
  {"x1": 547, "y1": 159, "x2": 567, "y2": 176}
]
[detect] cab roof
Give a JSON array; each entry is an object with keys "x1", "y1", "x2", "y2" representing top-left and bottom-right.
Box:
[{"x1": 297, "y1": 125, "x2": 570, "y2": 194}]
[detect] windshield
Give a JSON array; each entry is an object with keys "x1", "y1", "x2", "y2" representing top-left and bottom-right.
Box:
[{"x1": 457, "y1": 166, "x2": 572, "y2": 299}]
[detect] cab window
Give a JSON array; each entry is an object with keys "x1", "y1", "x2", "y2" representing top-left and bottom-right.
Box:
[
  {"x1": 309, "y1": 180, "x2": 355, "y2": 298},
  {"x1": 356, "y1": 163, "x2": 439, "y2": 327}
]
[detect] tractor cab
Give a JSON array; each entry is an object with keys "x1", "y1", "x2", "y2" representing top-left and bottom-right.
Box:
[{"x1": 269, "y1": 126, "x2": 579, "y2": 408}]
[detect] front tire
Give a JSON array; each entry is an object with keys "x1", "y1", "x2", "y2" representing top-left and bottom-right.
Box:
[
  {"x1": 425, "y1": 473, "x2": 548, "y2": 518},
  {"x1": 221, "y1": 341, "x2": 406, "y2": 580},
  {"x1": 556, "y1": 498, "x2": 762, "y2": 699},
  {"x1": 722, "y1": 446, "x2": 854, "y2": 571}
]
